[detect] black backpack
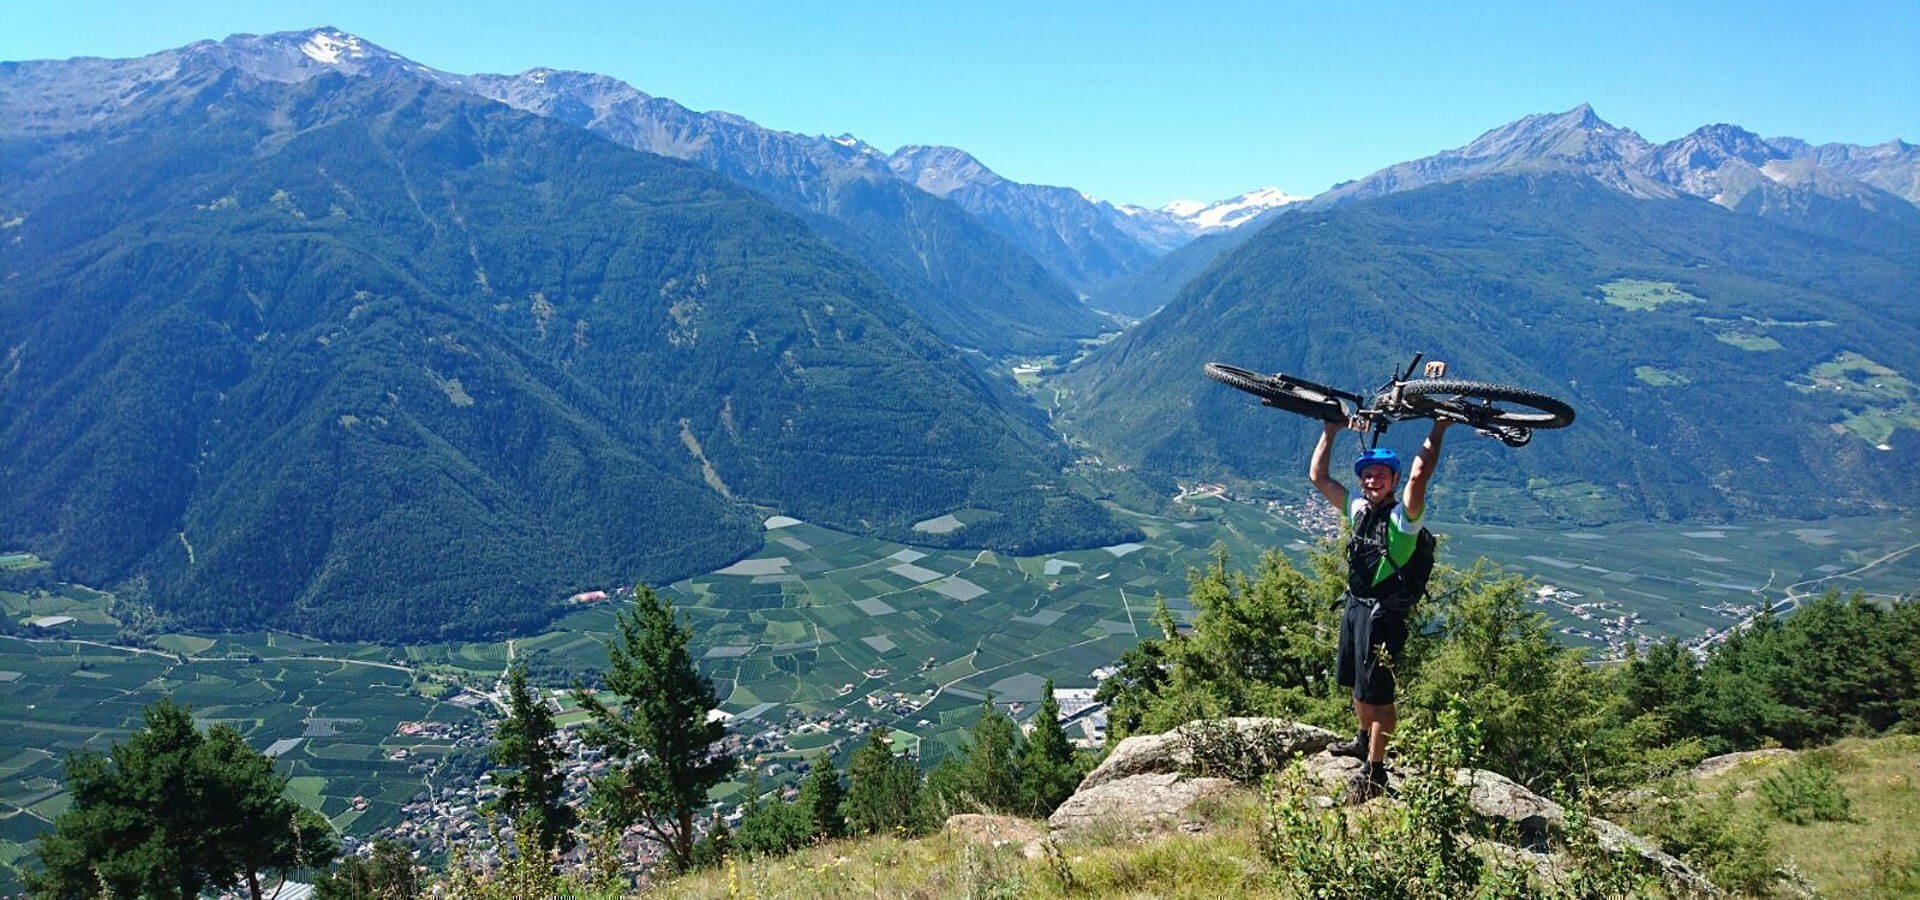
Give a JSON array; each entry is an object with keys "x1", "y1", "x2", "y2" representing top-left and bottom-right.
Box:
[{"x1": 1346, "y1": 500, "x2": 1436, "y2": 611}]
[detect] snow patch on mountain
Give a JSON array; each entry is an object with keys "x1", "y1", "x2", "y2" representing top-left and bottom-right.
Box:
[
  {"x1": 1160, "y1": 199, "x2": 1207, "y2": 218},
  {"x1": 300, "y1": 30, "x2": 362, "y2": 65},
  {"x1": 1160, "y1": 187, "x2": 1305, "y2": 232}
]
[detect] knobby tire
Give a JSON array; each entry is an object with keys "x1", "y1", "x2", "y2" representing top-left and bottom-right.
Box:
[
  {"x1": 1398, "y1": 379, "x2": 1575, "y2": 429},
  {"x1": 1203, "y1": 363, "x2": 1346, "y2": 422}
]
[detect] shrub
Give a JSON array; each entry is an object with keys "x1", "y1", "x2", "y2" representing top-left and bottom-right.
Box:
[
  {"x1": 1634, "y1": 782, "x2": 1780, "y2": 896},
  {"x1": 1257, "y1": 698, "x2": 1653, "y2": 898},
  {"x1": 1758, "y1": 753, "x2": 1855, "y2": 825}
]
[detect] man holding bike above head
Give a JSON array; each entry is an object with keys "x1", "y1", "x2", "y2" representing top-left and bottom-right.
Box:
[{"x1": 1309, "y1": 415, "x2": 1449, "y2": 803}]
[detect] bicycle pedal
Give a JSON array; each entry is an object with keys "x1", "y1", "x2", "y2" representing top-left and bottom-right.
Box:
[{"x1": 1423, "y1": 360, "x2": 1447, "y2": 378}]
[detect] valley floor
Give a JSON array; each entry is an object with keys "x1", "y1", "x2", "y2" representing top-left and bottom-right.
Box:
[{"x1": 1, "y1": 504, "x2": 1915, "y2": 892}]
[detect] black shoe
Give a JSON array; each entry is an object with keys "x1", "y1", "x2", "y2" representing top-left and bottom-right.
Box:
[
  {"x1": 1342, "y1": 765, "x2": 1390, "y2": 806},
  {"x1": 1328, "y1": 730, "x2": 1369, "y2": 759}
]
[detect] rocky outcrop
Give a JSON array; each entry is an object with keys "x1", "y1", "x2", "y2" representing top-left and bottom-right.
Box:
[
  {"x1": 1458, "y1": 769, "x2": 1717, "y2": 896},
  {"x1": 1046, "y1": 773, "x2": 1238, "y2": 835},
  {"x1": 1045, "y1": 718, "x2": 1336, "y2": 837},
  {"x1": 1689, "y1": 748, "x2": 1796, "y2": 781},
  {"x1": 1078, "y1": 718, "x2": 1341, "y2": 790},
  {"x1": 1048, "y1": 717, "x2": 1720, "y2": 897}
]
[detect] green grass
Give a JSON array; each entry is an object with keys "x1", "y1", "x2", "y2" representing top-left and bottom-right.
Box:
[
  {"x1": 1791, "y1": 351, "x2": 1920, "y2": 446},
  {"x1": 1684, "y1": 736, "x2": 1920, "y2": 898},
  {"x1": 1715, "y1": 331, "x2": 1783, "y2": 351},
  {"x1": 652, "y1": 736, "x2": 1920, "y2": 899},
  {"x1": 1599, "y1": 278, "x2": 1702, "y2": 311},
  {"x1": 1633, "y1": 366, "x2": 1689, "y2": 386},
  {"x1": 0, "y1": 553, "x2": 46, "y2": 571}
]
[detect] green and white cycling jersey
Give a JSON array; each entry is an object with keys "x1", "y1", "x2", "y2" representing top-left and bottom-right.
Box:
[{"x1": 1346, "y1": 497, "x2": 1422, "y2": 598}]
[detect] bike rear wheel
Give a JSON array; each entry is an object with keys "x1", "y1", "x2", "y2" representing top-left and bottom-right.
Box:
[
  {"x1": 1204, "y1": 363, "x2": 1347, "y2": 422},
  {"x1": 1398, "y1": 379, "x2": 1575, "y2": 429}
]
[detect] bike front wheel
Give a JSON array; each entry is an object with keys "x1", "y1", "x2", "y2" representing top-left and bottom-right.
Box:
[
  {"x1": 1204, "y1": 363, "x2": 1348, "y2": 422},
  {"x1": 1398, "y1": 379, "x2": 1575, "y2": 429}
]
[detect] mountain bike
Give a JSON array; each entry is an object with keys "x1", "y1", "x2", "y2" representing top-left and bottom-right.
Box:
[{"x1": 1203, "y1": 353, "x2": 1575, "y2": 447}]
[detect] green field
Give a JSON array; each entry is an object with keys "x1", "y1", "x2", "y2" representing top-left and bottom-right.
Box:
[
  {"x1": 1714, "y1": 331, "x2": 1784, "y2": 351},
  {"x1": 2, "y1": 498, "x2": 1915, "y2": 889},
  {"x1": 1791, "y1": 351, "x2": 1920, "y2": 446},
  {"x1": 1598, "y1": 278, "x2": 1703, "y2": 311},
  {"x1": 1633, "y1": 365, "x2": 1689, "y2": 386},
  {"x1": 0, "y1": 553, "x2": 47, "y2": 571}
]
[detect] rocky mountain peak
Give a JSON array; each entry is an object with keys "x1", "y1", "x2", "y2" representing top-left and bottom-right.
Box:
[
  {"x1": 1457, "y1": 103, "x2": 1651, "y2": 168},
  {"x1": 1665, "y1": 123, "x2": 1784, "y2": 166},
  {"x1": 886, "y1": 145, "x2": 1006, "y2": 197},
  {"x1": 192, "y1": 26, "x2": 421, "y2": 83}
]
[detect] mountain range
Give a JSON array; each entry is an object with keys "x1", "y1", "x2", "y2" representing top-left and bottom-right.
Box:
[
  {"x1": 2, "y1": 27, "x2": 1915, "y2": 640},
  {"x1": 0, "y1": 34, "x2": 1140, "y2": 640},
  {"x1": 1061, "y1": 104, "x2": 1920, "y2": 522},
  {"x1": 1091, "y1": 104, "x2": 1920, "y2": 317}
]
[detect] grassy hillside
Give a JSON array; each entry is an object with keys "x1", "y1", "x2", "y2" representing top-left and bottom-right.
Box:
[
  {"x1": 1670, "y1": 736, "x2": 1920, "y2": 897},
  {"x1": 653, "y1": 736, "x2": 1920, "y2": 898}
]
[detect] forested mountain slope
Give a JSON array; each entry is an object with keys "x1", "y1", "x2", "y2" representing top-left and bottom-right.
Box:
[
  {"x1": 460, "y1": 66, "x2": 1114, "y2": 355},
  {"x1": 0, "y1": 65, "x2": 1133, "y2": 640},
  {"x1": 1062, "y1": 174, "x2": 1920, "y2": 523}
]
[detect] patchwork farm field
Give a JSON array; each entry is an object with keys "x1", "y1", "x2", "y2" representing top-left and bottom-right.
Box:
[{"x1": 2, "y1": 498, "x2": 1914, "y2": 886}]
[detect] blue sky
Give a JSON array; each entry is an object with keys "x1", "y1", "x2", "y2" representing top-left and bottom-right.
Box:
[{"x1": 4, "y1": 1, "x2": 1916, "y2": 207}]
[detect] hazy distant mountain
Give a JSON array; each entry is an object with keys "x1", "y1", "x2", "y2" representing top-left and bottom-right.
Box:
[
  {"x1": 1640, "y1": 124, "x2": 1920, "y2": 256},
  {"x1": 1096, "y1": 105, "x2": 1918, "y2": 319},
  {"x1": 15, "y1": 27, "x2": 1109, "y2": 357},
  {"x1": 1769, "y1": 136, "x2": 1920, "y2": 203},
  {"x1": 0, "y1": 37, "x2": 1136, "y2": 640},
  {"x1": 883, "y1": 144, "x2": 1167, "y2": 296},
  {"x1": 1311, "y1": 105, "x2": 1919, "y2": 240},
  {"x1": 1311, "y1": 104, "x2": 1665, "y2": 207},
  {"x1": 456, "y1": 66, "x2": 1112, "y2": 353}
]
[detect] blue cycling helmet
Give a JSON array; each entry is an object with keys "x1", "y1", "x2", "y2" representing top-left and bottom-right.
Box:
[{"x1": 1353, "y1": 448, "x2": 1401, "y2": 478}]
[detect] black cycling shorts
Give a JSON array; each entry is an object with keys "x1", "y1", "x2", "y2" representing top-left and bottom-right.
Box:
[{"x1": 1336, "y1": 594, "x2": 1410, "y2": 704}]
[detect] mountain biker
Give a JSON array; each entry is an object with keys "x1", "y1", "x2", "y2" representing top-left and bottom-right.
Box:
[{"x1": 1309, "y1": 416, "x2": 1450, "y2": 803}]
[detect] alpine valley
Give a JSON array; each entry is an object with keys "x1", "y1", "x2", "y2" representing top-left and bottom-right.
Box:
[
  {"x1": 3, "y1": 25, "x2": 1920, "y2": 894},
  {"x1": 3, "y1": 28, "x2": 1917, "y2": 642}
]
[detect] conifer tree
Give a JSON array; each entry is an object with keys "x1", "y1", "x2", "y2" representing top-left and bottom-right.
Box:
[
  {"x1": 489, "y1": 660, "x2": 577, "y2": 854},
  {"x1": 314, "y1": 840, "x2": 421, "y2": 899},
  {"x1": 945, "y1": 694, "x2": 1022, "y2": 813},
  {"x1": 31, "y1": 698, "x2": 337, "y2": 899},
  {"x1": 798, "y1": 751, "x2": 846, "y2": 840},
  {"x1": 843, "y1": 726, "x2": 922, "y2": 835},
  {"x1": 574, "y1": 584, "x2": 733, "y2": 872},
  {"x1": 1018, "y1": 679, "x2": 1083, "y2": 816}
]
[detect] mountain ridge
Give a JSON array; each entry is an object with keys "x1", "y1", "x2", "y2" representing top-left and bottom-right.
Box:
[
  {"x1": 1091, "y1": 104, "x2": 1917, "y2": 318},
  {"x1": 0, "y1": 56, "x2": 1137, "y2": 640},
  {"x1": 1063, "y1": 173, "x2": 1920, "y2": 522}
]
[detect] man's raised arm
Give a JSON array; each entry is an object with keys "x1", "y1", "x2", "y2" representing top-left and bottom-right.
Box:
[
  {"x1": 1402, "y1": 418, "x2": 1451, "y2": 521},
  {"x1": 1309, "y1": 419, "x2": 1348, "y2": 510}
]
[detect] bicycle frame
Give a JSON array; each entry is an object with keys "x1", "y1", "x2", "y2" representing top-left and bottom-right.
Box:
[{"x1": 1349, "y1": 353, "x2": 1435, "y2": 448}]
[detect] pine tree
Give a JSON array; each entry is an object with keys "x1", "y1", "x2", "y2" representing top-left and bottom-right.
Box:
[
  {"x1": 733, "y1": 791, "x2": 812, "y2": 858},
  {"x1": 798, "y1": 751, "x2": 846, "y2": 840},
  {"x1": 489, "y1": 661, "x2": 577, "y2": 854},
  {"x1": 31, "y1": 699, "x2": 337, "y2": 899},
  {"x1": 843, "y1": 726, "x2": 922, "y2": 835},
  {"x1": 1018, "y1": 679, "x2": 1083, "y2": 816},
  {"x1": 574, "y1": 584, "x2": 734, "y2": 872},
  {"x1": 948, "y1": 694, "x2": 1022, "y2": 813},
  {"x1": 314, "y1": 840, "x2": 421, "y2": 899}
]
